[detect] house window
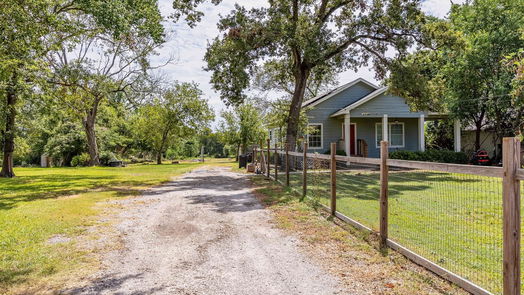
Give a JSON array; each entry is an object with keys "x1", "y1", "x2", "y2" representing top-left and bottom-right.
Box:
[
  {"x1": 376, "y1": 122, "x2": 405, "y2": 148},
  {"x1": 390, "y1": 123, "x2": 404, "y2": 147},
  {"x1": 307, "y1": 124, "x2": 323, "y2": 149}
]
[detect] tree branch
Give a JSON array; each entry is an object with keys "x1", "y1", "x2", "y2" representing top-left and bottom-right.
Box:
[
  {"x1": 317, "y1": 1, "x2": 352, "y2": 24},
  {"x1": 353, "y1": 40, "x2": 388, "y2": 64}
]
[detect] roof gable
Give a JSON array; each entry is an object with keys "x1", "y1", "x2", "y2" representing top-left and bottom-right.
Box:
[
  {"x1": 331, "y1": 88, "x2": 430, "y2": 118},
  {"x1": 331, "y1": 87, "x2": 387, "y2": 117},
  {"x1": 302, "y1": 78, "x2": 379, "y2": 109}
]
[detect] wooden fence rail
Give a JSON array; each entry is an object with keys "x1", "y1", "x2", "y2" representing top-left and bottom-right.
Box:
[
  {"x1": 516, "y1": 168, "x2": 524, "y2": 181},
  {"x1": 252, "y1": 137, "x2": 522, "y2": 295}
]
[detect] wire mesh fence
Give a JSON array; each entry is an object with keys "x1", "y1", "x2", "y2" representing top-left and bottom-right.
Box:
[
  {"x1": 285, "y1": 150, "x2": 305, "y2": 196},
  {"x1": 253, "y1": 138, "x2": 524, "y2": 295},
  {"x1": 334, "y1": 161, "x2": 381, "y2": 230},
  {"x1": 386, "y1": 166, "x2": 503, "y2": 293},
  {"x1": 305, "y1": 155, "x2": 331, "y2": 206}
]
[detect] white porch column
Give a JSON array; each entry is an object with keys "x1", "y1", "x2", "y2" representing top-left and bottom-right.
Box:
[
  {"x1": 344, "y1": 113, "x2": 351, "y2": 159},
  {"x1": 419, "y1": 114, "x2": 425, "y2": 152},
  {"x1": 382, "y1": 114, "x2": 388, "y2": 142},
  {"x1": 454, "y1": 119, "x2": 461, "y2": 152}
]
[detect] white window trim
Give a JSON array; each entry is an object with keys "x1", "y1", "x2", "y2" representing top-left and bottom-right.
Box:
[
  {"x1": 375, "y1": 122, "x2": 405, "y2": 148},
  {"x1": 307, "y1": 123, "x2": 323, "y2": 149}
]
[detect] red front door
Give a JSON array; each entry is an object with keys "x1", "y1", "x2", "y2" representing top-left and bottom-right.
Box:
[{"x1": 350, "y1": 124, "x2": 356, "y2": 155}]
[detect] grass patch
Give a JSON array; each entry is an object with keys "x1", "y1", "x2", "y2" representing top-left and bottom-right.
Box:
[
  {"x1": 287, "y1": 169, "x2": 521, "y2": 294},
  {"x1": 249, "y1": 175, "x2": 465, "y2": 294},
  {"x1": 0, "y1": 159, "x2": 233, "y2": 293}
]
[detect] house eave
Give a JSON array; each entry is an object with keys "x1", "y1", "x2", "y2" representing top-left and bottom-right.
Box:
[
  {"x1": 330, "y1": 87, "x2": 388, "y2": 117},
  {"x1": 302, "y1": 78, "x2": 379, "y2": 109}
]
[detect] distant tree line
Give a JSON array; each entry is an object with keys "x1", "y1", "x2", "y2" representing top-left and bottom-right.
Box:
[
  {"x1": 0, "y1": 0, "x2": 219, "y2": 177},
  {"x1": 3, "y1": 0, "x2": 524, "y2": 178}
]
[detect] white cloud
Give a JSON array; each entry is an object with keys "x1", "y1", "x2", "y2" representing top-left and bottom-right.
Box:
[
  {"x1": 421, "y1": 0, "x2": 468, "y2": 18},
  {"x1": 155, "y1": 0, "x2": 465, "y2": 128},
  {"x1": 156, "y1": 0, "x2": 268, "y2": 128}
]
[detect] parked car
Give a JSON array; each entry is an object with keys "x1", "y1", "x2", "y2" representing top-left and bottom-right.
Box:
[{"x1": 470, "y1": 150, "x2": 491, "y2": 166}]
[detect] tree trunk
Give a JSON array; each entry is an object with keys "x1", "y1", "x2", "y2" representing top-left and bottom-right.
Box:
[
  {"x1": 241, "y1": 143, "x2": 247, "y2": 156},
  {"x1": 156, "y1": 152, "x2": 162, "y2": 165},
  {"x1": 83, "y1": 102, "x2": 100, "y2": 166},
  {"x1": 0, "y1": 77, "x2": 17, "y2": 178},
  {"x1": 235, "y1": 143, "x2": 240, "y2": 162},
  {"x1": 285, "y1": 67, "x2": 310, "y2": 151},
  {"x1": 474, "y1": 120, "x2": 482, "y2": 151},
  {"x1": 156, "y1": 129, "x2": 169, "y2": 165}
]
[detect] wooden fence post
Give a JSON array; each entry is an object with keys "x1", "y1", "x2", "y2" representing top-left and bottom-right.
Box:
[
  {"x1": 260, "y1": 146, "x2": 264, "y2": 173},
  {"x1": 252, "y1": 145, "x2": 255, "y2": 165},
  {"x1": 502, "y1": 137, "x2": 521, "y2": 295},
  {"x1": 267, "y1": 139, "x2": 270, "y2": 178},
  {"x1": 379, "y1": 140, "x2": 389, "y2": 249},
  {"x1": 274, "y1": 143, "x2": 278, "y2": 181},
  {"x1": 258, "y1": 140, "x2": 263, "y2": 173},
  {"x1": 285, "y1": 143, "x2": 290, "y2": 186},
  {"x1": 330, "y1": 142, "x2": 337, "y2": 216},
  {"x1": 302, "y1": 141, "x2": 307, "y2": 199}
]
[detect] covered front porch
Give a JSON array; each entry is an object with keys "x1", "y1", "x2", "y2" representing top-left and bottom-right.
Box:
[{"x1": 333, "y1": 113, "x2": 462, "y2": 158}]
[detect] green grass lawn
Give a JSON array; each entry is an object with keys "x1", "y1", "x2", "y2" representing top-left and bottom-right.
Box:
[
  {"x1": 287, "y1": 169, "x2": 522, "y2": 295},
  {"x1": 0, "y1": 159, "x2": 233, "y2": 293}
]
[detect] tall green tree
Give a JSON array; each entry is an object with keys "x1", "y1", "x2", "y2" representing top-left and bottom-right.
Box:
[
  {"x1": 132, "y1": 82, "x2": 214, "y2": 164},
  {"x1": 199, "y1": 129, "x2": 227, "y2": 158},
  {"x1": 190, "y1": 0, "x2": 425, "y2": 150},
  {"x1": 0, "y1": 1, "x2": 66, "y2": 177},
  {"x1": 218, "y1": 110, "x2": 241, "y2": 160},
  {"x1": 253, "y1": 61, "x2": 338, "y2": 100},
  {"x1": 389, "y1": 0, "x2": 524, "y2": 152},
  {"x1": 506, "y1": 31, "x2": 524, "y2": 136},
  {"x1": 0, "y1": 0, "x2": 165, "y2": 176},
  {"x1": 46, "y1": 2, "x2": 165, "y2": 166},
  {"x1": 265, "y1": 97, "x2": 309, "y2": 146},
  {"x1": 218, "y1": 101, "x2": 265, "y2": 161}
]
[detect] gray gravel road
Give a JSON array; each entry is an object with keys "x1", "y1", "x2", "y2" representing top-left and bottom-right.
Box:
[{"x1": 66, "y1": 167, "x2": 344, "y2": 295}]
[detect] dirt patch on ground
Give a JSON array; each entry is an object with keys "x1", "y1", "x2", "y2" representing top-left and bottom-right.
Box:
[{"x1": 62, "y1": 167, "x2": 346, "y2": 295}]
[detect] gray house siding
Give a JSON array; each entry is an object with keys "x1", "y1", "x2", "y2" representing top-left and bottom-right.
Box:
[
  {"x1": 305, "y1": 82, "x2": 375, "y2": 153},
  {"x1": 305, "y1": 87, "x2": 424, "y2": 157},
  {"x1": 350, "y1": 118, "x2": 420, "y2": 158},
  {"x1": 350, "y1": 93, "x2": 426, "y2": 118}
]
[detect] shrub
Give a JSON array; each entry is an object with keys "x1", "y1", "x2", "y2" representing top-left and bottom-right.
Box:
[
  {"x1": 129, "y1": 156, "x2": 140, "y2": 163},
  {"x1": 71, "y1": 153, "x2": 90, "y2": 167},
  {"x1": 323, "y1": 149, "x2": 347, "y2": 156},
  {"x1": 389, "y1": 149, "x2": 468, "y2": 164},
  {"x1": 99, "y1": 151, "x2": 118, "y2": 166}
]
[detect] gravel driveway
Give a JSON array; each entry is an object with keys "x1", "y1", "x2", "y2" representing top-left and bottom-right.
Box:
[{"x1": 67, "y1": 167, "x2": 344, "y2": 295}]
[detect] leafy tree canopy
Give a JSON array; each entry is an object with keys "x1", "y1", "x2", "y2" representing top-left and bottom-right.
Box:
[
  {"x1": 388, "y1": 0, "x2": 524, "y2": 151},
  {"x1": 132, "y1": 82, "x2": 214, "y2": 164},
  {"x1": 184, "y1": 0, "x2": 426, "y2": 149},
  {"x1": 218, "y1": 100, "x2": 265, "y2": 159}
]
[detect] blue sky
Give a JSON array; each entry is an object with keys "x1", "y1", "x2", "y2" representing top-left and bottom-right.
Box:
[{"x1": 155, "y1": 0, "x2": 465, "y2": 126}]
